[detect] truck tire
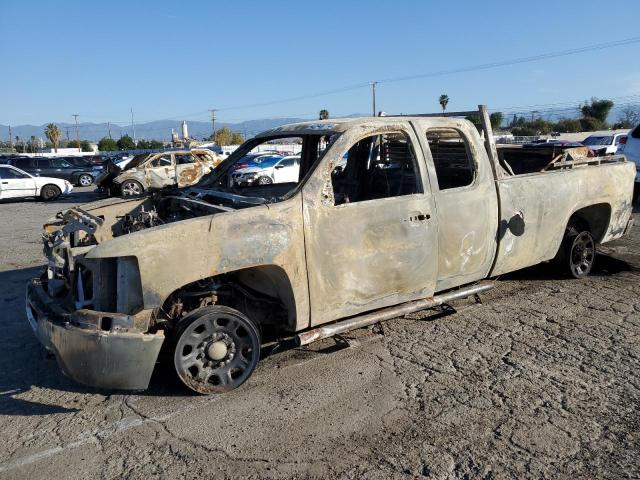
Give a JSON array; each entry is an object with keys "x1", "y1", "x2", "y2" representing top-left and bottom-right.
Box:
[
  {"x1": 172, "y1": 306, "x2": 261, "y2": 394},
  {"x1": 39, "y1": 184, "x2": 61, "y2": 201},
  {"x1": 120, "y1": 180, "x2": 144, "y2": 196},
  {"x1": 557, "y1": 222, "x2": 595, "y2": 278}
]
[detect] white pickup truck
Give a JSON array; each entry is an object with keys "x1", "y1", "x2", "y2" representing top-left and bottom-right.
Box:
[{"x1": 26, "y1": 106, "x2": 635, "y2": 394}]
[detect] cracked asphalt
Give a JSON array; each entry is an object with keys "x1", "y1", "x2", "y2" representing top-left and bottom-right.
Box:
[{"x1": 0, "y1": 189, "x2": 639, "y2": 479}]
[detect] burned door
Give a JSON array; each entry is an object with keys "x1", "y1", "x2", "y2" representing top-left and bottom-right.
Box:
[
  {"x1": 302, "y1": 124, "x2": 438, "y2": 326},
  {"x1": 412, "y1": 119, "x2": 499, "y2": 291},
  {"x1": 144, "y1": 153, "x2": 176, "y2": 188},
  {"x1": 175, "y1": 153, "x2": 204, "y2": 187}
]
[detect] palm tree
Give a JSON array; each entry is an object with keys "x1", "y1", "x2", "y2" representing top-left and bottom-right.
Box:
[
  {"x1": 44, "y1": 123, "x2": 61, "y2": 153},
  {"x1": 319, "y1": 109, "x2": 329, "y2": 120},
  {"x1": 439, "y1": 94, "x2": 449, "y2": 114}
]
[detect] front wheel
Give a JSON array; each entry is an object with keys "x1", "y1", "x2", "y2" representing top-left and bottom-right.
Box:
[
  {"x1": 558, "y1": 225, "x2": 595, "y2": 278},
  {"x1": 257, "y1": 176, "x2": 273, "y2": 185},
  {"x1": 173, "y1": 306, "x2": 261, "y2": 394},
  {"x1": 39, "y1": 184, "x2": 61, "y2": 201},
  {"x1": 77, "y1": 174, "x2": 93, "y2": 187},
  {"x1": 120, "y1": 180, "x2": 144, "y2": 196}
]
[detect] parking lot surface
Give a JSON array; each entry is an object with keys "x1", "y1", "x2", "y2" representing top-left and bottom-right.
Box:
[{"x1": 0, "y1": 189, "x2": 638, "y2": 479}]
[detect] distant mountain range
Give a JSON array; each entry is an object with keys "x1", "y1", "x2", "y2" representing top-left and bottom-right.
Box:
[{"x1": 0, "y1": 117, "x2": 316, "y2": 143}]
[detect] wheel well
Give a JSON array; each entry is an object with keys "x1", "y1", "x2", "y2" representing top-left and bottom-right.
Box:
[
  {"x1": 41, "y1": 183, "x2": 61, "y2": 192},
  {"x1": 158, "y1": 265, "x2": 296, "y2": 335},
  {"x1": 567, "y1": 203, "x2": 611, "y2": 242}
]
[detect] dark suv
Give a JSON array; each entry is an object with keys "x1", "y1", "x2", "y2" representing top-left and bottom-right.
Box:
[{"x1": 7, "y1": 157, "x2": 102, "y2": 186}]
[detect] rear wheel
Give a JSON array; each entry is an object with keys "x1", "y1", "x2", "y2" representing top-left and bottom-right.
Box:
[
  {"x1": 39, "y1": 184, "x2": 61, "y2": 201},
  {"x1": 77, "y1": 174, "x2": 93, "y2": 187},
  {"x1": 173, "y1": 306, "x2": 261, "y2": 394},
  {"x1": 120, "y1": 180, "x2": 143, "y2": 196},
  {"x1": 558, "y1": 223, "x2": 595, "y2": 278}
]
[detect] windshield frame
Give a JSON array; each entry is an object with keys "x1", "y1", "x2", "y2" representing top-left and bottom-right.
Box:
[{"x1": 198, "y1": 132, "x2": 337, "y2": 188}]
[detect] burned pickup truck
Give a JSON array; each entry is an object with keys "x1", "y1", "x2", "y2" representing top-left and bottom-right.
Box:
[
  {"x1": 96, "y1": 149, "x2": 222, "y2": 196},
  {"x1": 26, "y1": 106, "x2": 635, "y2": 394}
]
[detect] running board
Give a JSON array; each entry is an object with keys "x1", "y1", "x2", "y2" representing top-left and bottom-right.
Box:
[{"x1": 297, "y1": 282, "x2": 494, "y2": 346}]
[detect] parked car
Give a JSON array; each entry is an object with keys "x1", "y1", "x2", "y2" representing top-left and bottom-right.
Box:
[
  {"x1": 26, "y1": 106, "x2": 635, "y2": 394},
  {"x1": 582, "y1": 133, "x2": 627, "y2": 155},
  {"x1": 6, "y1": 157, "x2": 101, "y2": 186},
  {"x1": 231, "y1": 153, "x2": 281, "y2": 171},
  {"x1": 65, "y1": 156, "x2": 104, "y2": 170},
  {"x1": 95, "y1": 149, "x2": 223, "y2": 196},
  {"x1": 231, "y1": 155, "x2": 285, "y2": 186},
  {"x1": 618, "y1": 124, "x2": 640, "y2": 202},
  {"x1": 0, "y1": 164, "x2": 73, "y2": 201}
]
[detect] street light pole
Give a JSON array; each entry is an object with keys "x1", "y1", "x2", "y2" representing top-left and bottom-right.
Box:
[
  {"x1": 72, "y1": 114, "x2": 80, "y2": 152},
  {"x1": 130, "y1": 108, "x2": 136, "y2": 143}
]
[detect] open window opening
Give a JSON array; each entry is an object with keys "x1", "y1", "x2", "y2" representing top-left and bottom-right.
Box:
[{"x1": 331, "y1": 131, "x2": 422, "y2": 205}]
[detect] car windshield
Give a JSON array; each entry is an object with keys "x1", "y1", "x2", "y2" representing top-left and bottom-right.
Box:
[
  {"x1": 124, "y1": 153, "x2": 153, "y2": 169},
  {"x1": 196, "y1": 132, "x2": 338, "y2": 202},
  {"x1": 583, "y1": 136, "x2": 613, "y2": 146}
]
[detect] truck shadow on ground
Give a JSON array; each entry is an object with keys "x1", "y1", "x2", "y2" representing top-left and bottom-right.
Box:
[{"x1": 502, "y1": 252, "x2": 635, "y2": 282}]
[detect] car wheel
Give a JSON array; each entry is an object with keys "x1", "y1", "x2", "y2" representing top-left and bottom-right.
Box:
[
  {"x1": 173, "y1": 306, "x2": 261, "y2": 394},
  {"x1": 557, "y1": 223, "x2": 595, "y2": 278},
  {"x1": 257, "y1": 176, "x2": 273, "y2": 185},
  {"x1": 78, "y1": 174, "x2": 93, "y2": 187},
  {"x1": 120, "y1": 180, "x2": 144, "y2": 196},
  {"x1": 40, "y1": 184, "x2": 61, "y2": 201}
]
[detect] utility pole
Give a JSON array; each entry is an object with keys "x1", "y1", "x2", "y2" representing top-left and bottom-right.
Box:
[
  {"x1": 72, "y1": 114, "x2": 80, "y2": 152},
  {"x1": 130, "y1": 108, "x2": 136, "y2": 143},
  {"x1": 8, "y1": 125, "x2": 12, "y2": 149},
  {"x1": 65, "y1": 126, "x2": 70, "y2": 142},
  {"x1": 209, "y1": 109, "x2": 217, "y2": 141},
  {"x1": 107, "y1": 122, "x2": 112, "y2": 140},
  {"x1": 370, "y1": 81, "x2": 378, "y2": 116}
]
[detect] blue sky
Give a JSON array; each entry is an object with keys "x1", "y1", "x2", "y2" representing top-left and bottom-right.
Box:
[{"x1": 1, "y1": 0, "x2": 639, "y2": 126}]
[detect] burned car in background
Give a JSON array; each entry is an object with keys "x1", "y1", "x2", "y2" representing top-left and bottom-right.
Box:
[{"x1": 96, "y1": 149, "x2": 222, "y2": 196}]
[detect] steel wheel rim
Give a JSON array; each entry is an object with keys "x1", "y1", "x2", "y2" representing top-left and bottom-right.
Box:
[
  {"x1": 570, "y1": 232, "x2": 594, "y2": 276},
  {"x1": 122, "y1": 182, "x2": 141, "y2": 195},
  {"x1": 79, "y1": 175, "x2": 92, "y2": 186},
  {"x1": 174, "y1": 313, "x2": 259, "y2": 393}
]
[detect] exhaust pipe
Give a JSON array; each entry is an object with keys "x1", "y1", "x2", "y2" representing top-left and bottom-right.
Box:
[{"x1": 297, "y1": 282, "x2": 494, "y2": 346}]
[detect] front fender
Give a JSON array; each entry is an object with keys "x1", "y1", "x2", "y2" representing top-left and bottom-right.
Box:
[{"x1": 85, "y1": 196, "x2": 310, "y2": 330}]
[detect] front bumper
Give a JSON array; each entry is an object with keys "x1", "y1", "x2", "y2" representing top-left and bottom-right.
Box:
[{"x1": 26, "y1": 277, "x2": 164, "y2": 390}]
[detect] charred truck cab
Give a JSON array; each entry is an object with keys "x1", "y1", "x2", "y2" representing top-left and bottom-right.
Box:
[{"x1": 26, "y1": 106, "x2": 636, "y2": 394}]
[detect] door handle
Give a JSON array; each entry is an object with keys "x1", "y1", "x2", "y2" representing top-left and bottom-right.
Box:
[
  {"x1": 407, "y1": 213, "x2": 430, "y2": 222},
  {"x1": 1, "y1": 181, "x2": 8, "y2": 184}
]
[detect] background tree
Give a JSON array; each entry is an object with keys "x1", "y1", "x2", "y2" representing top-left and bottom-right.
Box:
[
  {"x1": 211, "y1": 127, "x2": 233, "y2": 146},
  {"x1": 511, "y1": 118, "x2": 553, "y2": 136},
  {"x1": 230, "y1": 132, "x2": 245, "y2": 144},
  {"x1": 578, "y1": 98, "x2": 614, "y2": 131},
  {"x1": 319, "y1": 109, "x2": 329, "y2": 120},
  {"x1": 136, "y1": 139, "x2": 151, "y2": 149},
  {"x1": 439, "y1": 94, "x2": 449, "y2": 113},
  {"x1": 117, "y1": 135, "x2": 136, "y2": 150},
  {"x1": 44, "y1": 123, "x2": 61, "y2": 152},
  {"x1": 67, "y1": 140, "x2": 93, "y2": 152},
  {"x1": 553, "y1": 118, "x2": 582, "y2": 133},
  {"x1": 149, "y1": 140, "x2": 165, "y2": 149},
  {"x1": 98, "y1": 137, "x2": 118, "y2": 151},
  {"x1": 490, "y1": 112, "x2": 504, "y2": 130},
  {"x1": 613, "y1": 106, "x2": 640, "y2": 129}
]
